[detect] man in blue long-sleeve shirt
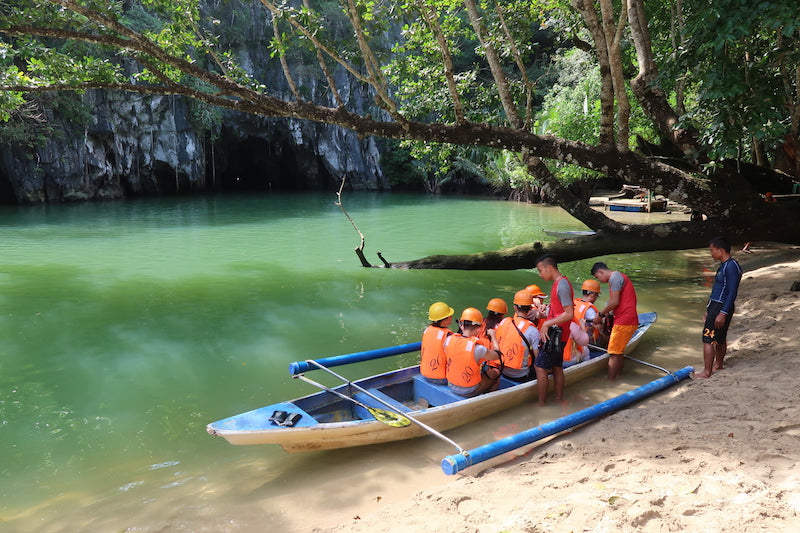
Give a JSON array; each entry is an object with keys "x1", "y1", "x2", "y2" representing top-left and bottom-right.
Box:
[{"x1": 696, "y1": 236, "x2": 742, "y2": 378}]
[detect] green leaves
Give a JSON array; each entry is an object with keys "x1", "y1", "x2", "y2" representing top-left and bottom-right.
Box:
[{"x1": 663, "y1": 0, "x2": 799, "y2": 160}]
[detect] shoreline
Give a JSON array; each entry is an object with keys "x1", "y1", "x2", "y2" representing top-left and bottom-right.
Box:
[{"x1": 320, "y1": 244, "x2": 800, "y2": 532}]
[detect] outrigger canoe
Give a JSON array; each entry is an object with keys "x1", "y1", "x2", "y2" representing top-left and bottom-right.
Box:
[{"x1": 206, "y1": 312, "x2": 656, "y2": 453}]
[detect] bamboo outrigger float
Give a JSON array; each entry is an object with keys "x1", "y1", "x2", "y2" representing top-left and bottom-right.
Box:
[
  {"x1": 441, "y1": 364, "x2": 694, "y2": 474},
  {"x1": 206, "y1": 313, "x2": 657, "y2": 453}
]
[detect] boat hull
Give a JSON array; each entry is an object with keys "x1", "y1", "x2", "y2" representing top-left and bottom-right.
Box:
[
  {"x1": 543, "y1": 230, "x2": 597, "y2": 239},
  {"x1": 207, "y1": 313, "x2": 656, "y2": 452},
  {"x1": 209, "y1": 359, "x2": 603, "y2": 451},
  {"x1": 605, "y1": 199, "x2": 667, "y2": 212}
]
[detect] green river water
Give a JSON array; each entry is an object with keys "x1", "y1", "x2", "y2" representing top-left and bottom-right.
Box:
[{"x1": 0, "y1": 193, "x2": 715, "y2": 532}]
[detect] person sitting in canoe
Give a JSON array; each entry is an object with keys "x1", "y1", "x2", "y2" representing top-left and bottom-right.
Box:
[
  {"x1": 444, "y1": 307, "x2": 502, "y2": 397},
  {"x1": 495, "y1": 290, "x2": 540, "y2": 382},
  {"x1": 563, "y1": 279, "x2": 602, "y2": 363},
  {"x1": 420, "y1": 302, "x2": 455, "y2": 385},
  {"x1": 524, "y1": 284, "x2": 548, "y2": 327},
  {"x1": 476, "y1": 297, "x2": 507, "y2": 347}
]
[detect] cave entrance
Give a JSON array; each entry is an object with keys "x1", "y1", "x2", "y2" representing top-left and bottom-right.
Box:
[
  {"x1": 218, "y1": 136, "x2": 301, "y2": 192},
  {"x1": 0, "y1": 169, "x2": 17, "y2": 204}
]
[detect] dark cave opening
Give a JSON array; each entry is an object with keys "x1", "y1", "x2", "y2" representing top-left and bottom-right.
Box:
[
  {"x1": 152, "y1": 160, "x2": 181, "y2": 194},
  {"x1": 0, "y1": 169, "x2": 17, "y2": 204},
  {"x1": 216, "y1": 136, "x2": 304, "y2": 192}
]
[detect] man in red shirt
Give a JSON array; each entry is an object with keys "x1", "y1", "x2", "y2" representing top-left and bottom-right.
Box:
[
  {"x1": 590, "y1": 262, "x2": 639, "y2": 380},
  {"x1": 534, "y1": 254, "x2": 574, "y2": 405}
]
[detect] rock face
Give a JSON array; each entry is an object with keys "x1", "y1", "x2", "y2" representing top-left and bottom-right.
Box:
[
  {"x1": 0, "y1": 4, "x2": 388, "y2": 204},
  {"x1": 213, "y1": 112, "x2": 384, "y2": 194}
]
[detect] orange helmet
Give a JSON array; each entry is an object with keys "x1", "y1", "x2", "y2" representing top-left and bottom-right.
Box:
[
  {"x1": 526, "y1": 284, "x2": 547, "y2": 298},
  {"x1": 581, "y1": 279, "x2": 601, "y2": 293},
  {"x1": 486, "y1": 298, "x2": 508, "y2": 315},
  {"x1": 459, "y1": 307, "x2": 483, "y2": 326},
  {"x1": 513, "y1": 289, "x2": 533, "y2": 306}
]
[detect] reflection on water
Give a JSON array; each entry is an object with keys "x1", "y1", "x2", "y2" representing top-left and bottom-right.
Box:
[{"x1": 0, "y1": 193, "x2": 712, "y2": 531}]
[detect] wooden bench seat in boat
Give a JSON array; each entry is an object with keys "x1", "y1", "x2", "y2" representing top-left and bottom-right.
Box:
[{"x1": 411, "y1": 375, "x2": 465, "y2": 406}]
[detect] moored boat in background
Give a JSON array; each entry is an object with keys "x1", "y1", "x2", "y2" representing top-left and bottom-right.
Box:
[
  {"x1": 543, "y1": 229, "x2": 597, "y2": 239},
  {"x1": 605, "y1": 198, "x2": 668, "y2": 212}
]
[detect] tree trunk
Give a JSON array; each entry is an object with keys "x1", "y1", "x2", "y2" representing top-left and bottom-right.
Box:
[
  {"x1": 573, "y1": 0, "x2": 615, "y2": 146},
  {"x1": 378, "y1": 209, "x2": 799, "y2": 269}
]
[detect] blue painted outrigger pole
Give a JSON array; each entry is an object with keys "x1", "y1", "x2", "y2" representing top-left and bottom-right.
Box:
[
  {"x1": 441, "y1": 365, "x2": 694, "y2": 475},
  {"x1": 288, "y1": 342, "x2": 422, "y2": 375}
]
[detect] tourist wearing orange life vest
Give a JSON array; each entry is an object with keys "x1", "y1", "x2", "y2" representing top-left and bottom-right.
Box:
[
  {"x1": 590, "y1": 262, "x2": 639, "y2": 380},
  {"x1": 444, "y1": 308, "x2": 502, "y2": 397},
  {"x1": 563, "y1": 279, "x2": 602, "y2": 363},
  {"x1": 420, "y1": 302, "x2": 455, "y2": 385},
  {"x1": 476, "y1": 298, "x2": 507, "y2": 348},
  {"x1": 534, "y1": 254, "x2": 574, "y2": 405},
  {"x1": 524, "y1": 284, "x2": 548, "y2": 327},
  {"x1": 495, "y1": 290, "x2": 540, "y2": 382}
]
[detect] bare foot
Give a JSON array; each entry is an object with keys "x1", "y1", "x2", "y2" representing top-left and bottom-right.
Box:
[
  {"x1": 713, "y1": 364, "x2": 724, "y2": 371},
  {"x1": 693, "y1": 370, "x2": 712, "y2": 379}
]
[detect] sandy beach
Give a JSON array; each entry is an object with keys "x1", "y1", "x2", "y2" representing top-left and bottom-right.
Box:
[{"x1": 321, "y1": 246, "x2": 800, "y2": 533}]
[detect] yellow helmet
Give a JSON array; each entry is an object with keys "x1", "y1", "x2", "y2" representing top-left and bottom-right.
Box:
[
  {"x1": 486, "y1": 298, "x2": 508, "y2": 315},
  {"x1": 513, "y1": 289, "x2": 533, "y2": 306},
  {"x1": 581, "y1": 279, "x2": 601, "y2": 293},
  {"x1": 428, "y1": 301, "x2": 455, "y2": 322},
  {"x1": 459, "y1": 307, "x2": 483, "y2": 326},
  {"x1": 526, "y1": 284, "x2": 547, "y2": 298}
]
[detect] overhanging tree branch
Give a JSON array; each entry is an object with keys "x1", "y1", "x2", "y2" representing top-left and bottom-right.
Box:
[{"x1": 1, "y1": 0, "x2": 797, "y2": 269}]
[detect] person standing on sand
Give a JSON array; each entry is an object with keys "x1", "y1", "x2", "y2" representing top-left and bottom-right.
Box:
[
  {"x1": 591, "y1": 262, "x2": 639, "y2": 381},
  {"x1": 695, "y1": 236, "x2": 742, "y2": 379}
]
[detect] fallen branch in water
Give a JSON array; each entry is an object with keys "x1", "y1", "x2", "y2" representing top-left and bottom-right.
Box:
[{"x1": 335, "y1": 178, "x2": 374, "y2": 268}]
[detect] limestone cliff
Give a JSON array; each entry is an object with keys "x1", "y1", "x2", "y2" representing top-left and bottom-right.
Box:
[{"x1": 0, "y1": 1, "x2": 387, "y2": 204}]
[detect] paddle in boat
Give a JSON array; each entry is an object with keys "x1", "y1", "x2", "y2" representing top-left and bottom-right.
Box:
[{"x1": 206, "y1": 312, "x2": 657, "y2": 452}]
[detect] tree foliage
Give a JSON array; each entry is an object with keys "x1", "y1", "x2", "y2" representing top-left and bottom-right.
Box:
[{"x1": 0, "y1": 0, "x2": 798, "y2": 268}]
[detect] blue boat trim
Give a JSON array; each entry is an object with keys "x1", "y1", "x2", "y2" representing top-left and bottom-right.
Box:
[
  {"x1": 288, "y1": 341, "x2": 423, "y2": 375},
  {"x1": 440, "y1": 365, "x2": 693, "y2": 475},
  {"x1": 209, "y1": 402, "x2": 319, "y2": 431}
]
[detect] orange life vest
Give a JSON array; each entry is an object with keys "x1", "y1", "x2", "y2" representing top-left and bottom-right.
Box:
[
  {"x1": 495, "y1": 316, "x2": 535, "y2": 369},
  {"x1": 444, "y1": 334, "x2": 482, "y2": 388},
  {"x1": 420, "y1": 325, "x2": 451, "y2": 380},
  {"x1": 563, "y1": 298, "x2": 597, "y2": 361}
]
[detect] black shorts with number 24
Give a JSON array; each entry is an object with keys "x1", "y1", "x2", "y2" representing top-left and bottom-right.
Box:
[{"x1": 702, "y1": 300, "x2": 733, "y2": 344}]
